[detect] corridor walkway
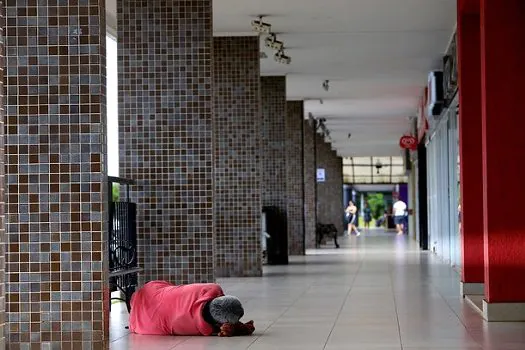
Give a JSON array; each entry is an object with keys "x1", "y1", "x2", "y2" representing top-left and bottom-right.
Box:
[{"x1": 110, "y1": 231, "x2": 525, "y2": 349}]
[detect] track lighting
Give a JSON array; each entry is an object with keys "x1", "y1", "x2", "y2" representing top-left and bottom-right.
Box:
[
  {"x1": 252, "y1": 17, "x2": 291, "y2": 65},
  {"x1": 251, "y1": 16, "x2": 271, "y2": 34},
  {"x1": 265, "y1": 33, "x2": 284, "y2": 51},
  {"x1": 274, "y1": 49, "x2": 291, "y2": 65},
  {"x1": 322, "y1": 80, "x2": 330, "y2": 92},
  {"x1": 315, "y1": 117, "x2": 332, "y2": 141}
]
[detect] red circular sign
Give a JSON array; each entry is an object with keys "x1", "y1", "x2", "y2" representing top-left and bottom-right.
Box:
[{"x1": 399, "y1": 135, "x2": 418, "y2": 150}]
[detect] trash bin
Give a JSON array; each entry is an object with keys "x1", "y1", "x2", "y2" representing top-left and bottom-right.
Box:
[{"x1": 262, "y1": 206, "x2": 288, "y2": 265}]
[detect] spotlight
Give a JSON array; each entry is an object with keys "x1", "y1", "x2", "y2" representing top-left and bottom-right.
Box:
[
  {"x1": 265, "y1": 33, "x2": 284, "y2": 51},
  {"x1": 322, "y1": 80, "x2": 330, "y2": 91},
  {"x1": 319, "y1": 99, "x2": 324, "y2": 105},
  {"x1": 251, "y1": 16, "x2": 271, "y2": 34},
  {"x1": 274, "y1": 49, "x2": 291, "y2": 65}
]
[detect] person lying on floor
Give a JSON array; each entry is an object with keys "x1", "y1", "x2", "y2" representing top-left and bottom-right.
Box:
[{"x1": 129, "y1": 280, "x2": 255, "y2": 337}]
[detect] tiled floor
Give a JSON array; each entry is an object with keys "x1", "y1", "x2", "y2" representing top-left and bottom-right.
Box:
[{"x1": 110, "y1": 230, "x2": 525, "y2": 349}]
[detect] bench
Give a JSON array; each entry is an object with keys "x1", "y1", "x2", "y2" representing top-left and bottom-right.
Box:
[{"x1": 316, "y1": 223, "x2": 340, "y2": 248}]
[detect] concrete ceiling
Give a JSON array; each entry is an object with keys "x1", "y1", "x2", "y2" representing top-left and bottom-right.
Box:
[{"x1": 106, "y1": 0, "x2": 457, "y2": 157}]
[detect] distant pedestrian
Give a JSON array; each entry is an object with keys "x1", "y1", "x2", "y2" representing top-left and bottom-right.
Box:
[
  {"x1": 393, "y1": 197, "x2": 407, "y2": 235},
  {"x1": 363, "y1": 202, "x2": 372, "y2": 231},
  {"x1": 345, "y1": 201, "x2": 360, "y2": 236}
]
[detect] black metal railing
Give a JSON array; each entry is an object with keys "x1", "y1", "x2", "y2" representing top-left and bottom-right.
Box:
[
  {"x1": 108, "y1": 176, "x2": 141, "y2": 313},
  {"x1": 109, "y1": 201, "x2": 137, "y2": 271}
]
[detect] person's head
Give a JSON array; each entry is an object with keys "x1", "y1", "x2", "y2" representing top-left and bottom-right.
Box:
[
  {"x1": 209, "y1": 295, "x2": 244, "y2": 324},
  {"x1": 348, "y1": 201, "x2": 354, "y2": 206}
]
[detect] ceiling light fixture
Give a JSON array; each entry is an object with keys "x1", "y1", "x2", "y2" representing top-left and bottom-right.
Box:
[
  {"x1": 322, "y1": 80, "x2": 330, "y2": 92},
  {"x1": 274, "y1": 49, "x2": 291, "y2": 65},
  {"x1": 375, "y1": 160, "x2": 383, "y2": 174},
  {"x1": 251, "y1": 16, "x2": 272, "y2": 34},
  {"x1": 264, "y1": 33, "x2": 284, "y2": 51}
]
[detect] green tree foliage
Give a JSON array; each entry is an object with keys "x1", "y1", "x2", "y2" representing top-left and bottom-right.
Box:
[
  {"x1": 112, "y1": 183, "x2": 120, "y2": 202},
  {"x1": 367, "y1": 193, "x2": 386, "y2": 219}
]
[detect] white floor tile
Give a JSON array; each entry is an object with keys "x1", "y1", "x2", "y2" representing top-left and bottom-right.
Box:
[{"x1": 109, "y1": 231, "x2": 525, "y2": 350}]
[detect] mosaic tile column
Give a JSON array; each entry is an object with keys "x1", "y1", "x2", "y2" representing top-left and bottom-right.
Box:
[
  {"x1": 303, "y1": 120, "x2": 317, "y2": 249},
  {"x1": 261, "y1": 76, "x2": 287, "y2": 211},
  {"x1": 316, "y1": 137, "x2": 344, "y2": 234},
  {"x1": 0, "y1": 2, "x2": 5, "y2": 348},
  {"x1": 333, "y1": 152, "x2": 344, "y2": 234},
  {"x1": 286, "y1": 101, "x2": 305, "y2": 255},
  {"x1": 118, "y1": 0, "x2": 214, "y2": 284},
  {"x1": 213, "y1": 36, "x2": 262, "y2": 277},
  {"x1": 4, "y1": 1, "x2": 108, "y2": 348}
]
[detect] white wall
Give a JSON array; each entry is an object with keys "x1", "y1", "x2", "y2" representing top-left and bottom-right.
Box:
[{"x1": 107, "y1": 35, "x2": 119, "y2": 176}]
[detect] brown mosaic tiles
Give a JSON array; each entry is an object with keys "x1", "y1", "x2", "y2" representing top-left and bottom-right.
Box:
[
  {"x1": 333, "y1": 153, "x2": 344, "y2": 233},
  {"x1": 213, "y1": 36, "x2": 262, "y2": 277},
  {"x1": 118, "y1": 0, "x2": 215, "y2": 285},
  {"x1": 303, "y1": 120, "x2": 317, "y2": 249},
  {"x1": 286, "y1": 101, "x2": 305, "y2": 255},
  {"x1": 261, "y1": 76, "x2": 287, "y2": 213},
  {"x1": 4, "y1": 0, "x2": 108, "y2": 348},
  {"x1": 316, "y1": 136, "x2": 344, "y2": 235},
  {"x1": 0, "y1": 1, "x2": 5, "y2": 348}
]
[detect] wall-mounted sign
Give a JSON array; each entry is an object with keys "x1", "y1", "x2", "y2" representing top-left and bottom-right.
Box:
[
  {"x1": 316, "y1": 168, "x2": 326, "y2": 182},
  {"x1": 399, "y1": 135, "x2": 418, "y2": 151},
  {"x1": 443, "y1": 32, "x2": 458, "y2": 107},
  {"x1": 427, "y1": 71, "x2": 444, "y2": 117}
]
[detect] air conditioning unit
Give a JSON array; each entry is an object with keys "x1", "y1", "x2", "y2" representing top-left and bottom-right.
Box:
[{"x1": 427, "y1": 71, "x2": 444, "y2": 117}]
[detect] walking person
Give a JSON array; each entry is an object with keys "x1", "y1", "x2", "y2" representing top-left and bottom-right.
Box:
[
  {"x1": 363, "y1": 202, "x2": 372, "y2": 231},
  {"x1": 345, "y1": 201, "x2": 361, "y2": 236},
  {"x1": 393, "y1": 197, "x2": 407, "y2": 235}
]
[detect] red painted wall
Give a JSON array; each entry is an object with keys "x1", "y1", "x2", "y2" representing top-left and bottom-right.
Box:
[
  {"x1": 457, "y1": 12, "x2": 484, "y2": 284},
  {"x1": 458, "y1": 0, "x2": 480, "y2": 15},
  {"x1": 480, "y1": 0, "x2": 525, "y2": 303}
]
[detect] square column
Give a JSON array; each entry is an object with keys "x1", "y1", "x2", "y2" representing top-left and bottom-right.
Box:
[
  {"x1": 479, "y1": 0, "x2": 525, "y2": 320},
  {"x1": 316, "y1": 137, "x2": 344, "y2": 235},
  {"x1": 261, "y1": 76, "x2": 287, "y2": 211},
  {"x1": 261, "y1": 76, "x2": 288, "y2": 263},
  {"x1": 213, "y1": 36, "x2": 262, "y2": 277},
  {"x1": 0, "y1": 2, "x2": 5, "y2": 347},
  {"x1": 286, "y1": 101, "x2": 305, "y2": 255},
  {"x1": 457, "y1": 5, "x2": 485, "y2": 296},
  {"x1": 303, "y1": 119, "x2": 317, "y2": 249},
  {"x1": 118, "y1": 0, "x2": 214, "y2": 284},
  {"x1": 5, "y1": 1, "x2": 108, "y2": 347}
]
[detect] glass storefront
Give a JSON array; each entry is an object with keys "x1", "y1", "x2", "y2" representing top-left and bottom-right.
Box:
[{"x1": 426, "y1": 95, "x2": 461, "y2": 268}]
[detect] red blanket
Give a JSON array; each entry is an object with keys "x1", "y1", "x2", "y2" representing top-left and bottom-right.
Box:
[{"x1": 129, "y1": 281, "x2": 224, "y2": 335}]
